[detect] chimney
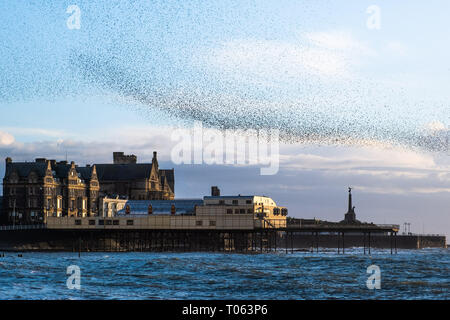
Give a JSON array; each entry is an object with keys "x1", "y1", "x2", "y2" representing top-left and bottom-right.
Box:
[
  {"x1": 211, "y1": 186, "x2": 220, "y2": 197},
  {"x1": 5, "y1": 157, "x2": 12, "y2": 164},
  {"x1": 153, "y1": 151, "x2": 157, "y2": 160}
]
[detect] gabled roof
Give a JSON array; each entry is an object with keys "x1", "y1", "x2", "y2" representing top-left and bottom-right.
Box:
[
  {"x1": 160, "y1": 169, "x2": 175, "y2": 192},
  {"x1": 5, "y1": 162, "x2": 47, "y2": 178},
  {"x1": 94, "y1": 163, "x2": 154, "y2": 181},
  {"x1": 76, "y1": 166, "x2": 95, "y2": 181},
  {"x1": 4, "y1": 161, "x2": 96, "y2": 182},
  {"x1": 53, "y1": 163, "x2": 71, "y2": 178}
]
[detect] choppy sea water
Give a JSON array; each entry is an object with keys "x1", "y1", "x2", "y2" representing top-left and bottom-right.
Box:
[{"x1": 0, "y1": 248, "x2": 448, "y2": 300}]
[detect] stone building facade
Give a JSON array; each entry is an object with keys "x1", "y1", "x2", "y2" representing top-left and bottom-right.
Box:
[
  {"x1": 1, "y1": 151, "x2": 175, "y2": 225},
  {"x1": 95, "y1": 152, "x2": 175, "y2": 201},
  {"x1": 1, "y1": 158, "x2": 100, "y2": 224}
]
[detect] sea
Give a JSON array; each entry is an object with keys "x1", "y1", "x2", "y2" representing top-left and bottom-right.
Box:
[{"x1": 0, "y1": 248, "x2": 448, "y2": 300}]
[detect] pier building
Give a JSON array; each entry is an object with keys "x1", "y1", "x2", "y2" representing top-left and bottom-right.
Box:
[{"x1": 45, "y1": 194, "x2": 288, "y2": 230}]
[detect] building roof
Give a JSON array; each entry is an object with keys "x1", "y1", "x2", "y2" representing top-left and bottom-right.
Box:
[
  {"x1": 95, "y1": 163, "x2": 153, "y2": 181},
  {"x1": 94, "y1": 164, "x2": 175, "y2": 192},
  {"x1": 5, "y1": 162, "x2": 47, "y2": 178},
  {"x1": 117, "y1": 199, "x2": 203, "y2": 216},
  {"x1": 76, "y1": 166, "x2": 94, "y2": 180},
  {"x1": 160, "y1": 169, "x2": 175, "y2": 192},
  {"x1": 204, "y1": 195, "x2": 258, "y2": 199},
  {"x1": 4, "y1": 160, "x2": 96, "y2": 183}
]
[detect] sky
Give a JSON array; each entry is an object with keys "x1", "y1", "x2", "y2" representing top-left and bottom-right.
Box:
[{"x1": 0, "y1": 1, "x2": 449, "y2": 238}]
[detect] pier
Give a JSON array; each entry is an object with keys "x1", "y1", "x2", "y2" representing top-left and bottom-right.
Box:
[
  {"x1": 4, "y1": 220, "x2": 442, "y2": 254},
  {"x1": 281, "y1": 223, "x2": 400, "y2": 254}
]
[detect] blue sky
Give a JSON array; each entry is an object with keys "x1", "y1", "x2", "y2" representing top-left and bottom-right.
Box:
[{"x1": 0, "y1": 1, "x2": 449, "y2": 237}]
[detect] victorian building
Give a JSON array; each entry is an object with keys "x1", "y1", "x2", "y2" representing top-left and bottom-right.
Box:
[
  {"x1": 95, "y1": 152, "x2": 175, "y2": 201},
  {"x1": 1, "y1": 151, "x2": 175, "y2": 225},
  {"x1": 1, "y1": 158, "x2": 100, "y2": 224}
]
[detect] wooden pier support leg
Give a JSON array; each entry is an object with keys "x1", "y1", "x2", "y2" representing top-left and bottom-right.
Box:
[
  {"x1": 260, "y1": 231, "x2": 263, "y2": 253},
  {"x1": 368, "y1": 232, "x2": 371, "y2": 255},
  {"x1": 291, "y1": 232, "x2": 294, "y2": 254},
  {"x1": 172, "y1": 232, "x2": 175, "y2": 252},
  {"x1": 337, "y1": 233, "x2": 340, "y2": 254},
  {"x1": 363, "y1": 232, "x2": 366, "y2": 255},
  {"x1": 316, "y1": 232, "x2": 319, "y2": 253},
  {"x1": 274, "y1": 231, "x2": 277, "y2": 252},
  {"x1": 252, "y1": 231, "x2": 255, "y2": 252},
  {"x1": 395, "y1": 232, "x2": 398, "y2": 254},
  {"x1": 285, "y1": 232, "x2": 288, "y2": 254},
  {"x1": 390, "y1": 232, "x2": 393, "y2": 255},
  {"x1": 342, "y1": 232, "x2": 345, "y2": 255}
]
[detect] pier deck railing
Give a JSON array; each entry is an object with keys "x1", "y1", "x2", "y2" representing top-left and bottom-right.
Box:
[{"x1": 0, "y1": 224, "x2": 47, "y2": 231}]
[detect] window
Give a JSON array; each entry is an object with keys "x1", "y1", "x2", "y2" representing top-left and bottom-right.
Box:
[
  {"x1": 226, "y1": 209, "x2": 233, "y2": 214},
  {"x1": 209, "y1": 221, "x2": 216, "y2": 226},
  {"x1": 219, "y1": 200, "x2": 225, "y2": 205},
  {"x1": 240, "y1": 209, "x2": 246, "y2": 214},
  {"x1": 196, "y1": 220, "x2": 203, "y2": 226},
  {"x1": 106, "y1": 220, "x2": 112, "y2": 225},
  {"x1": 234, "y1": 209, "x2": 240, "y2": 214},
  {"x1": 127, "y1": 220, "x2": 134, "y2": 226},
  {"x1": 247, "y1": 209, "x2": 253, "y2": 214},
  {"x1": 113, "y1": 220, "x2": 120, "y2": 225},
  {"x1": 75, "y1": 220, "x2": 81, "y2": 225},
  {"x1": 246, "y1": 200, "x2": 252, "y2": 204},
  {"x1": 89, "y1": 220, "x2": 95, "y2": 225},
  {"x1": 232, "y1": 200, "x2": 238, "y2": 205},
  {"x1": 99, "y1": 220, "x2": 104, "y2": 225}
]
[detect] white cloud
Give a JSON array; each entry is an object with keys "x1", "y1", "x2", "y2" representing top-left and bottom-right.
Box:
[
  {"x1": 280, "y1": 145, "x2": 438, "y2": 171},
  {"x1": 205, "y1": 39, "x2": 347, "y2": 79},
  {"x1": 425, "y1": 120, "x2": 447, "y2": 134},
  {"x1": 303, "y1": 31, "x2": 376, "y2": 56},
  {"x1": 1, "y1": 127, "x2": 67, "y2": 138},
  {"x1": 0, "y1": 131, "x2": 14, "y2": 146},
  {"x1": 199, "y1": 30, "x2": 376, "y2": 84},
  {"x1": 385, "y1": 41, "x2": 407, "y2": 56}
]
